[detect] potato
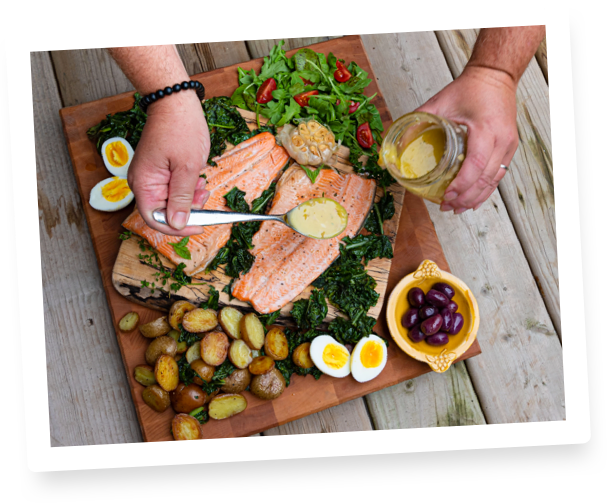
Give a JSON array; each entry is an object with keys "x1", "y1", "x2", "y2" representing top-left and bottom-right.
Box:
[
  {"x1": 172, "y1": 413, "x2": 203, "y2": 440},
  {"x1": 264, "y1": 327, "x2": 289, "y2": 360},
  {"x1": 142, "y1": 384, "x2": 170, "y2": 412},
  {"x1": 119, "y1": 312, "x2": 139, "y2": 332},
  {"x1": 170, "y1": 383, "x2": 207, "y2": 413},
  {"x1": 168, "y1": 300, "x2": 196, "y2": 330},
  {"x1": 155, "y1": 354, "x2": 179, "y2": 391},
  {"x1": 134, "y1": 364, "x2": 156, "y2": 387},
  {"x1": 167, "y1": 329, "x2": 187, "y2": 354},
  {"x1": 221, "y1": 368, "x2": 252, "y2": 394},
  {"x1": 205, "y1": 389, "x2": 220, "y2": 405},
  {"x1": 139, "y1": 316, "x2": 171, "y2": 339},
  {"x1": 218, "y1": 307, "x2": 243, "y2": 340},
  {"x1": 182, "y1": 308, "x2": 218, "y2": 333},
  {"x1": 240, "y1": 313, "x2": 265, "y2": 350},
  {"x1": 186, "y1": 340, "x2": 202, "y2": 364},
  {"x1": 201, "y1": 331, "x2": 229, "y2": 366},
  {"x1": 228, "y1": 339, "x2": 253, "y2": 369},
  {"x1": 145, "y1": 336, "x2": 177, "y2": 366},
  {"x1": 208, "y1": 394, "x2": 248, "y2": 420},
  {"x1": 250, "y1": 368, "x2": 286, "y2": 400},
  {"x1": 190, "y1": 359, "x2": 215, "y2": 383},
  {"x1": 292, "y1": 342, "x2": 314, "y2": 369},
  {"x1": 249, "y1": 356, "x2": 275, "y2": 375}
]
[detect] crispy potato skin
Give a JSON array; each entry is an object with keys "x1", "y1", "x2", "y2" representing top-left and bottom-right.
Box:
[
  {"x1": 155, "y1": 354, "x2": 179, "y2": 391},
  {"x1": 228, "y1": 339, "x2": 253, "y2": 369},
  {"x1": 218, "y1": 307, "x2": 243, "y2": 340},
  {"x1": 172, "y1": 413, "x2": 203, "y2": 440},
  {"x1": 139, "y1": 316, "x2": 172, "y2": 339},
  {"x1": 170, "y1": 383, "x2": 207, "y2": 413},
  {"x1": 208, "y1": 394, "x2": 248, "y2": 420},
  {"x1": 134, "y1": 364, "x2": 156, "y2": 387},
  {"x1": 201, "y1": 331, "x2": 229, "y2": 366},
  {"x1": 240, "y1": 313, "x2": 265, "y2": 350},
  {"x1": 167, "y1": 329, "x2": 187, "y2": 354},
  {"x1": 249, "y1": 356, "x2": 275, "y2": 375},
  {"x1": 292, "y1": 342, "x2": 314, "y2": 369},
  {"x1": 190, "y1": 359, "x2": 215, "y2": 383},
  {"x1": 145, "y1": 336, "x2": 178, "y2": 366},
  {"x1": 250, "y1": 368, "x2": 286, "y2": 400},
  {"x1": 182, "y1": 308, "x2": 218, "y2": 333},
  {"x1": 142, "y1": 384, "x2": 171, "y2": 412},
  {"x1": 168, "y1": 300, "x2": 196, "y2": 330},
  {"x1": 119, "y1": 312, "x2": 139, "y2": 332},
  {"x1": 221, "y1": 369, "x2": 252, "y2": 394},
  {"x1": 186, "y1": 341, "x2": 202, "y2": 364},
  {"x1": 264, "y1": 327, "x2": 289, "y2": 360},
  {"x1": 205, "y1": 389, "x2": 220, "y2": 405}
]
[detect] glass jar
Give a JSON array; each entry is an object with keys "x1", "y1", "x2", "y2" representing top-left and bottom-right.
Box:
[{"x1": 379, "y1": 112, "x2": 467, "y2": 204}]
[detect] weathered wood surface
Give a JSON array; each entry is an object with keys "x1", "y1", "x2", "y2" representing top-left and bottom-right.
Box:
[
  {"x1": 246, "y1": 37, "x2": 340, "y2": 59},
  {"x1": 362, "y1": 31, "x2": 564, "y2": 424},
  {"x1": 536, "y1": 38, "x2": 548, "y2": 83},
  {"x1": 436, "y1": 29, "x2": 559, "y2": 338}
]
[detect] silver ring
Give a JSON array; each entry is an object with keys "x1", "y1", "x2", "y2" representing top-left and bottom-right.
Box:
[{"x1": 500, "y1": 164, "x2": 509, "y2": 170}]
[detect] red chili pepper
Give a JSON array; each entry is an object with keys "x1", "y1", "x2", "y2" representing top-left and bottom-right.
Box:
[
  {"x1": 256, "y1": 78, "x2": 277, "y2": 104},
  {"x1": 356, "y1": 122, "x2": 374, "y2": 149},
  {"x1": 334, "y1": 60, "x2": 352, "y2": 82},
  {"x1": 348, "y1": 101, "x2": 360, "y2": 114},
  {"x1": 294, "y1": 90, "x2": 319, "y2": 107}
]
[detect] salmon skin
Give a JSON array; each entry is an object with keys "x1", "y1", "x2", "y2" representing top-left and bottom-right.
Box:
[
  {"x1": 122, "y1": 132, "x2": 289, "y2": 276},
  {"x1": 232, "y1": 165, "x2": 377, "y2": 314}
]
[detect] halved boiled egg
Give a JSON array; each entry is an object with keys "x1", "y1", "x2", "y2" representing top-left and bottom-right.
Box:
[
  {"x1": 350, "y1": 335, "x2": 388, "y2": 383},
  {"x1": 89, "y1": 177, "x2": 134, "y2": 212},
  {"x1": 309, "y1": 335, "x2": 351, "y2": 378},
  {"x1": 101, "y1": 137, "x2": 134, "y2": 177}
]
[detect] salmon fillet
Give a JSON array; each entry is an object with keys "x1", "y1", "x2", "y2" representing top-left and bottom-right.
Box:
[
  {"x1": 122, "y1": 132, "x2": 289, "y2": 275},
  {"x1": 232, "y1": 166, "x2": 377, "y2": 313}
]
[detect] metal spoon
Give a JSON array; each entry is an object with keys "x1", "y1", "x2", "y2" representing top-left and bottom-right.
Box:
[{"x1": 152, "y1": 197, "x2": 348, "y2": 240}]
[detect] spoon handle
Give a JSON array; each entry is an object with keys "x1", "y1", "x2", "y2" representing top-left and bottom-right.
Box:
[{"x1": 152, "y1": 209, "x2": 285, "y2": 227}]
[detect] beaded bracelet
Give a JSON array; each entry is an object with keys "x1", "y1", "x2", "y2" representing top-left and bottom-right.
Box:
[{"x1": 139, "y1": 80, "x2": 205, "y2": 113}]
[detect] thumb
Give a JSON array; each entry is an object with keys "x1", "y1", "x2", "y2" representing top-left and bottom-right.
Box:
[{"x1": 166, "y1": 163, "x2": 201, "y2": 231}]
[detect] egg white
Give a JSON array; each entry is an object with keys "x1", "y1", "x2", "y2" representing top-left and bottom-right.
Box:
[
  {"x1": 310, "y1": 335, "x2": 351, "y2": 378},
  {"x1": 101, "y1": 137, "x2": 134, "y2": 177},
  {"x1": 89, "y1": 176, "x2": 134, "y2": 212},
  {"x1": 350, "y1": 335, "x2": 388, "y2": 383}
]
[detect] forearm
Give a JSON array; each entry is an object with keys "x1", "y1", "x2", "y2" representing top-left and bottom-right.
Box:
[{"x1": 466, "y1": 26, "x2": 546, "y2": 85}]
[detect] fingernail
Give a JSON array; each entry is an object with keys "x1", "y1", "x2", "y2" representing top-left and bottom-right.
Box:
[
  {"x1": 454, "y1": 207, "x2": 467, "y2": 215},
  {"x1": 443, "y1": 191, "x2": 457, "y2": 202},
  {"x1": 441, "y1": 203, "x2": 454, "y2": 212},
  {"x1": 171, "y1": 211, "x2": 188, "y2": 230}
]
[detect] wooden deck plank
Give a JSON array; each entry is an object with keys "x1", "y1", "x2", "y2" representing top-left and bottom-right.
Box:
[
  {"x1": 246, "y1": 37, "x2": 335, "y2": 59},
  {"x1": 362, "y1": 32, "x2": 564, "y2": 424},
  {"x1": 536, "y1": 38, "x2": 548, "y2": 83},
  {"x1": 32, "y1": 51, "x2": 142, "y2": 446},
  {"x1": 436, "y1": 29, "x2": 560, "y2": 338},
  {"x1": 177, "y1": 42, "x2": 251, "y2": 74},
  {"x1": 360, "y1": 32, "x2": 486, "y2": 429}
]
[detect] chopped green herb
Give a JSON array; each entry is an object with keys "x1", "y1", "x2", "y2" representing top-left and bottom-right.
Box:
[
  {"x1": 168, "y1": 236, "x2": 192, "y2": 260},
  {"x1": 200, "y1": 285, "x2": 220, "y2": 310}
]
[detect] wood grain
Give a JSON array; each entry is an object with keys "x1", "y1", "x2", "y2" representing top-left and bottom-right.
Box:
[
  {"x1": 535, "y1": 38, "x2": 548, "y2": 83},
  {"x1": 246, "y1": 37, "x2": 337, "y2": 59}
]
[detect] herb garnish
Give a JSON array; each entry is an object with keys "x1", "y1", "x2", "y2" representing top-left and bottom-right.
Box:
[
  {"x1": 301, "y1": 164, "x2": 322, "y2": 184},
  {"x1": 200, "y1": 285, "x2": 220, "y2": 310},
  {"x1": 168, "y1": 236, "x2": 192, "y2": 260},
  {"x1": 189, "y1": 407, "x2": 209, "y2": 425}
]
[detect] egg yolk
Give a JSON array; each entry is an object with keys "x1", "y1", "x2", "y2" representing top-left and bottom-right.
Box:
[
  {"x1": 102, "y1": 177, "x2": 131, "y2": 202},
  {"x1": 322, "y1": 344, "x2": 350, "y2": 369},
  {"x1": 360, "y1": 341, "x2": 383, "y2": 368},
  {"x1": 105, "y1": 140, "x2": 129, "y2": 167}
]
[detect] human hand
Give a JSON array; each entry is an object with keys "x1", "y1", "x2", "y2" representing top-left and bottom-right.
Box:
[
  {"x1": 416, "y1": 65, "x2": 519, "y2": 213},
  {"x1": 128, "y1": 90, "x2": 211, "y2": 235}
]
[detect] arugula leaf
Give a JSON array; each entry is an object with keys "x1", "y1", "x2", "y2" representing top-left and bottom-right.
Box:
[
  {"x1": 200, "y1": 285, "x2": 220, "y2": 310},
  {"x1": 276, "y1": 98, "x2": 301, "y2": 127},
  {"x1": 168, "y1": 236, "x2": 192, "y2": 260}
]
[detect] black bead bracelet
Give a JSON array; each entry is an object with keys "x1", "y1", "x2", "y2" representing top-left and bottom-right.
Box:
[{"x1": 139, "y1": 80, "x2": 205, "y2": 113}]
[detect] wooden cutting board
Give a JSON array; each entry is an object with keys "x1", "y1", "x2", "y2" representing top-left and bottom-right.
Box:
[{"x1": 60, "y1": 35, "x2": 481, "y2": 442}]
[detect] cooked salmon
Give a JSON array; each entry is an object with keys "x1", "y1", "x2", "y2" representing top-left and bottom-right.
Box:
[
  {"x1": 232, "y1": 165, "x2": 377, "y2": 313},
  {"x1": 122, "y1": 132, "x2": 289, "y2": 275}
]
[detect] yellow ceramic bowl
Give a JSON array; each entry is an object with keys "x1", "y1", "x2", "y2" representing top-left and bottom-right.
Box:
[{"x1": 386, "y1": 260, "x2": 479, "y2": 373}]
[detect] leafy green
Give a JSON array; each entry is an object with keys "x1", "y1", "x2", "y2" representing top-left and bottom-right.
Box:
[
  {"x1": 199, "y1": 361, "x2": 237, "y2": 395},
  {"x1": 348, "y1": 146, "x2": 395, "y2": 190},
  {"x1": 258, "y1": 309, "x2": 281, "y2": 328},
  {"x1": 189, "y1": 407, "x2": 209, "y2": 425},
  {"x1": 223, "y1": 187, "x2": 250, "y2": 214},
  {"x1": 168, "y1": 236, "x2": 192, "y2": 260},
  {"x1": 203, "y1": 97, "x2": 252, "y2": 164},
  {"x1": 119, "y1": 230, "x2": 133, "y2": 241},
  {"x1": 291, "y1": 289, "x2": 328, "y2": 332},
  {"x1": 178, "y1": 355, "x2": 199, "y2": 386},
  {"x1": 177, "y1": 323, "x2": 201, "y2": 346},
  {"x1": 300, "y1": 165, "x2": 322, "y2": 184},
  {"x1": 200, "y1": 285, "x2": 220, "y2": 310},
  {"x1": 251, "y1": 183, "x2": 276, "y2": 214},
  {"x1": 341, "y1": 234, "x2": 394, "y2": 264},
  {"x1": 364, "y1": 192, "x2": 396, "y2": 235},
  {"x1": 274, "y1": 328, "x2": 322, "y2": 386},
  {"x1": 328, "y1": 315, "x2": 377, "y2": 345}
]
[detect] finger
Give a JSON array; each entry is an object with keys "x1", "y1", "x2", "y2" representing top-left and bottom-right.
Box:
[{"x1": 166, "y1": 162, "x2": 202, "y2": 231}]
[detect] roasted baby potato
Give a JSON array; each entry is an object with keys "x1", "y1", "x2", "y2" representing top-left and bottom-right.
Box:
[
  {"x1": 172, "y1": 413, "x2": 203, "y2": 440},
  {"x1": 182, "y1": 308, "x2": 218, "y2": 333},
  {"x1": 139, "y1": 316, "x2": 172, "y2": 339},
  {"x1": 119, "y1": 312, "x2": 139, "y2": 332},
  {"x1": 167, "y1": 329, "x2": 187, "y2": 354},
  {"x1": 240, "y1": 313, "x2": 265, "y2": 350},
  {"x1": 208, "y1": 393, "x2": 248, "y2": 420},
  {"x1": 218, "y1": 307, "x2": 243, "y2": 340},
  {"x1": 170, "y1": 383, "x2": 207, "y2": 413},
  {"x1": 205, "y1": 389, "x2": 220, "y2": 405},
  {"x1": 168, "y1": 300, "x2": 196, "y2": 330},
  {"x1": 134, "y1": 364, "x2": 156, "y2": 387},
  {"x1": 228, "y1": 339, "x2": 253, "y2": 369},
  {"x1": 190, "y1": 359, "x2": 215, "y2": 383},
  {"x1": 249, "y1": 355, "x2": 275, "y2": 375},
  {"x1": 145, "y1": 335, "x2": 178, "y2": 366},
  {"x1": 186, "y1": 340, "x2": 202, "y2": 364},
  {"x1": 221, "y1": 368, "x2": 252, "y2": 394},
  {"x1": 292, "y1": 342, "x2": 314, "y2": 369},
  {"x1": 201, "y1": 331, "x2": 229, "y2": 366},
  {"x1": 154, "y1": 354, "x2": 179, "y2": 392},
  {"x1": 250, "y1": 368, "x2": 286, "y2": 400},
  {"x1": 142, "y1": 384, "x2": 170, "y2": 412},
  {"x1": 264, "y1": 327, "x2": 289, "y2": 360}
]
